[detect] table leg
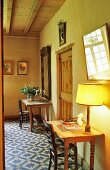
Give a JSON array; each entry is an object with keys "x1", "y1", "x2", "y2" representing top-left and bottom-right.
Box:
[
  {"x1": 25, "y1": 105, "x2": 27, "y2": 110},
  {"x1": 90, "y1": 140, "x2": 95, "y2": 170},
  {"x1": 46, "y1": 107, "x2": 49, "y2": 121},
  {"x1": 64, "y1": 141, "x2": 69, "y2": 170},
  {"x1": 30, "y1": 107, "x2": 33, "y2": 132}
]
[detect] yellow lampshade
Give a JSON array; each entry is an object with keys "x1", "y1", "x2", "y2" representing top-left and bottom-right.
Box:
[{"x1": 76, "y1": 83, "x2": 103, "y2": 106}]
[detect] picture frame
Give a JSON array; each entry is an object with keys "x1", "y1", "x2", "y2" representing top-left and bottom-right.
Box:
[
  {"x1": 58, "y1": 21, "x2": 66, "y2": 46},
  {"x1": 40, "y1": 46, "x2": 51, "y2": 100},
  {"x1": 17, "y1": 61, "x2": 28, "y2": 75},
  {"x1": 4, "y1": 61, "x2": 14, "y2": 75}
]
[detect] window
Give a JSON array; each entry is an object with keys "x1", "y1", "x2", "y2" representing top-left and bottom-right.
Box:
[{"x1": 83, "y1": 24, "x2": 110, "y2": 80}]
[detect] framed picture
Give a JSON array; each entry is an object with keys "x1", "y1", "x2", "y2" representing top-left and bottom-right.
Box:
[
  {"x1": 40, "y1": 46, "x2": 51, "y2": 100},
  {"x1": 58, "y1": 21, "x2": 66, "y2": 46},
  {"x1": 4, "y1": 61, "x2": 13, "y2": 75},
  {"x1": 17, "y1": 61, "x2": 28, "y2": 75}
]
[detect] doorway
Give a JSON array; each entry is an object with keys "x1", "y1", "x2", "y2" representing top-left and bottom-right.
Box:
[{"x1": 57, "y1": 45, "x2": 73, "y2": 121}]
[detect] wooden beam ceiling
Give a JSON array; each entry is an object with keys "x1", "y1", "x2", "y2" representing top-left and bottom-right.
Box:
[
  {"x1": 5, "y1": 0, "x2": 14, "y2": 34},
  {"x1": 24, "y1": 0, "x2": 43, "y2": 34},
  {"x1": 3, "y1": 0, "x2": 65, "y2": 37}
]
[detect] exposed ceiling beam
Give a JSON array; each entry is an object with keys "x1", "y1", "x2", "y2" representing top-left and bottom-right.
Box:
[
  {"x1": 6, "y1": 0, "x2": 14, "y2": 34},
  {"x1": 24, "y1": 0, "x2": 43, "y2": 35}
]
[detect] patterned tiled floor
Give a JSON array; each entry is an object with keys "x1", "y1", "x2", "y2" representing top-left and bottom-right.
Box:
[{"x1": 5, "y1": 120, "x2": 83, "y2": 170}]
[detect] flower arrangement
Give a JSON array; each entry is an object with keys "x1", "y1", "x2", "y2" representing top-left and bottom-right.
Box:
[{"x1": 21, "y1": 85, "x2": 40, "y2": 98}]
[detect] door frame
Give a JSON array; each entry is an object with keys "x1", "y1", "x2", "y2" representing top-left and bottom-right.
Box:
[
  {"x1": 0, "y1": 0, "x2": 5, "y2": 169},
  {"x1": 56, "y1": 43, "x2": 74, "y2": 119}
]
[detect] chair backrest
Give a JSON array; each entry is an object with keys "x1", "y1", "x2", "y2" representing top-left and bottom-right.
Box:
[
  {"x1": 18, "y1": 99, "x2": 22, "y2": 114},
  {"x1": 43, "y1": 119, "x2": 57, "y2": 152}
]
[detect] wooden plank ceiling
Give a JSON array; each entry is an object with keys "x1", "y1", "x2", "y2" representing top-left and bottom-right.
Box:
[{"x1": 3, "y1": 0, "x2": 65, "y2": 37}]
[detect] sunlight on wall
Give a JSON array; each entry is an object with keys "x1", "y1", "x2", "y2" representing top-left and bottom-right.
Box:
[
  {"x1": 91, "y1": 106, "x2": 110, "y2": 135},
  {"x1": 90, "y1": 104, "x2": 110, "y2": 169},
  {"x1": 90, "y1": 84, "x2": 110, "y2": 136}
]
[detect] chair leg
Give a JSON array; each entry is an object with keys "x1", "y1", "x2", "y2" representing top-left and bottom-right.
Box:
[
  {"x1": 74, "y1": 145, "x2": 78, "y2": 170},
  {"x1": 19, "y1": 116, "x2": 22, "y2": 129},
  {"x1": 69, "y1": 143, "x2": 78, "y2": 170},
  {"x1": 19, "y1": 114, "x2": 23, "y2": 129},
  {"x1": 48, "y1": 150, "x2": 52, "y2": 170},
  {"x1": 19, "y1": 120, "x2": 22, "y2": 129},
  {"x1": 54, "y1": 156, "x2": 57, "y2": 170}
]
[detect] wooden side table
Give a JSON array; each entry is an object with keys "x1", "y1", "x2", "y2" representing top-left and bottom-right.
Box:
[
  {"x1": 48, "y1": 120, "x2": 104, "y2": 170},
  {"x1": 22, "y1": 99, "x2": 51, "y2": 131}
]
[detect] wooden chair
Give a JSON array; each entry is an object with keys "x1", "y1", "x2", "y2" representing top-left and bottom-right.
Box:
[
  {"x1": 18, "y1": 99, "x2": 30, "y2": 129},
  {"x1": 43, "y1": 119, "x2": 78, "y2": 170}
]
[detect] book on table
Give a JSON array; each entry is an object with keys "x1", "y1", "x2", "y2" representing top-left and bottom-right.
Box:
[{"x1": 61, "y1": 121, "x2": 80, "y2": 130}]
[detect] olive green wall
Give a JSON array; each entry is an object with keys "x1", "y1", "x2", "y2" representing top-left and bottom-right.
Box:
[
  {"x1": 40, "y1": 0, "x2": 110, "y2": 169},
  {"x1": 4, "y1": 36, "x2": 40, "y2": 118}
]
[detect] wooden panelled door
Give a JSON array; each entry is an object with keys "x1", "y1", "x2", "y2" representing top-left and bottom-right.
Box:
[{"x1": 57, "y1": 49, "x2": 72, "y2": 121}]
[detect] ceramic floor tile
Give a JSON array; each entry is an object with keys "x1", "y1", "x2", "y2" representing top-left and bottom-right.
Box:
[{"x1": 5, "y1": 120, "x2": 83, "y2": 170}]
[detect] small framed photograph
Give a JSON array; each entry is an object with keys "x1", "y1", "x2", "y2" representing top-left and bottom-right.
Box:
[
  {"x1": 4, "y1": 61, "x2": 14, "y2": 75},
  {"x1": 17, "y1": 61, "x2": 28, "y2": 75},
  {"x1": 58, "y1": 22, "x2": 66, "y2": 46}
]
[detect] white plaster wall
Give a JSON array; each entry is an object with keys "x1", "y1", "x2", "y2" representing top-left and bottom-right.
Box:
[{"x1": 40, "y1": 0, "x2": 110, "y2": 169}]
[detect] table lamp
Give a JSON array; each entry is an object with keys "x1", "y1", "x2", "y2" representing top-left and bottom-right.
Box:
[{"x1": 76, "y1": 83, "x2": 103, "y2": 132}]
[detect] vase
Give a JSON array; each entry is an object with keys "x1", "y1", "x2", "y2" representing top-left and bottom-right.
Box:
[
  {"x1": 30, "y1": 96, "x2": 34, "y2": 102},
  {"x1": 27, "y1": 94, "x2": 30, "y2": 99}
]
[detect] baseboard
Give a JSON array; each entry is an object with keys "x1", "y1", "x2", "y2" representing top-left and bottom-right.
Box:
[
  {"x1": 4, "y1": 115, "x2": 19, "y2": 120},
  {"x1": 78, "y1": 154, "x2": 89, "y2": 170}
]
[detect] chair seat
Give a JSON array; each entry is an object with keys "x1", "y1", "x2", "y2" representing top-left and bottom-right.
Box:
[
  {"x1": 22, "y1": 110, "x2": 29, "y2": 114},
  {"x1": 22, "y1": 110, "x2": 29, "y2": 113}
]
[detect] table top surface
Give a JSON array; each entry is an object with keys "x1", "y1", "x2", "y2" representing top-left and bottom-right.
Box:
[
  {"x1": 48, "y1": 120, "x2": 104, "y2": 140},
  {"x1": 22, "y1": 98, "x2": 51, "y2": 106}
]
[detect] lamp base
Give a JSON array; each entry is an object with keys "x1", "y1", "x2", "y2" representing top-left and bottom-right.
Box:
[{"x1": 85, "y1": 125, "x2": 90, "y2": 132}]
